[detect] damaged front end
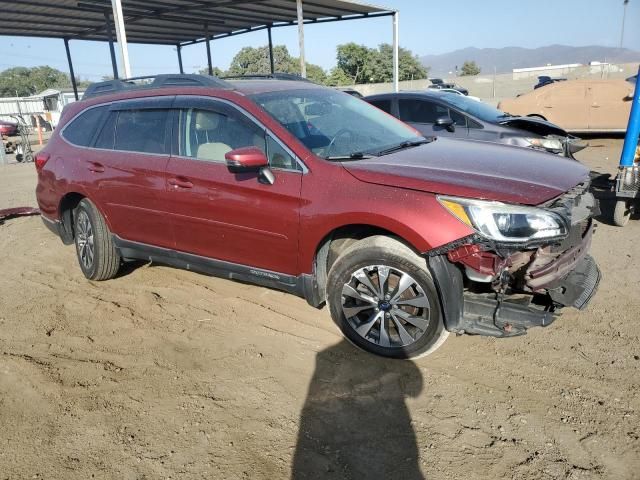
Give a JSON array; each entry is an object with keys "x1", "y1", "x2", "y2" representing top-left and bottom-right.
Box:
[{"x1": 428, "y1": 182, "x2": 601, "y2": 338}]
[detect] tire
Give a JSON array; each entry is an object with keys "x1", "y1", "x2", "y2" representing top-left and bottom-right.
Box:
[
  {"x1": 613, "y1": 199, "x2": 632, "y2": 227},
  {"x1": 73, "y1": 198, "x2": 120, "y2": 280},
  {"x1": 526, "y1": 114, "x2": 547, "y2": 121},
  {"x1": 326, "y1": 235, "x2": 449, "y2": 359}
]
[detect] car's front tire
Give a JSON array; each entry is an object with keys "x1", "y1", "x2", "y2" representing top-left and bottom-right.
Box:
[
  {"x1": 74, "y1": 198, "x2": 120, "y2": 280},
  {"x1": 326, "y1": 236, "x2": 449, "y2": 359}
]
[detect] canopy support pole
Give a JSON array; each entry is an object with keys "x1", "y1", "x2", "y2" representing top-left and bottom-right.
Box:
[
  {"x1": 104, "y1": 11, "x2": 119, "y2": 79},
  {"x1": 392, "y1": 11, "x2": 399, "y2": 92},
  {"x1": 296, "y1": 0, "x2": 306, "y2": 78},
  {"x1": 63, "y1": 38, "x2": 79, "y2": 101},
  {"x1": 267, "y1": 26, "x2": 275, "y2": 74},
  {"x1": 111, "y1": 0, "x2": 131, "y2": 78},
  {"x1": 205, "y1": 24, "x2": 213, "y2": 75},
  {"x1": 177, "y1": 44, "x2": 184, "y2": 74},
  {"x1": 620, "y1": 65, "x2": 640, "y2": 167}
]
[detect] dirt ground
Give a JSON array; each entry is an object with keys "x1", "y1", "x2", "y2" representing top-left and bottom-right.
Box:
[{"x1": 0, "y1": 139, "x2": 638, "y2": 480}]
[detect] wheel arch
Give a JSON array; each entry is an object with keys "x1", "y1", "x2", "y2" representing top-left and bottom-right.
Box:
[
  {"x1": 308, "y1": 222, "x2": 428, "y2": 307},
  {"x1": 57, "y1": 191, "x2": 112, "y2": 245},
  {"x1": 57, "y1": 192, "x2": 85, "y2": 244}
]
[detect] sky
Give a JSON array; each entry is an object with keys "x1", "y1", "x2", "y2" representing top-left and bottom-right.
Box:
[{"x1": 0, "y1": 0, "x2": 638, "y2": 81}]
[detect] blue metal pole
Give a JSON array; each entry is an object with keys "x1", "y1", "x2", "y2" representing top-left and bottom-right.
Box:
[{"x1": 620, "y1": 65, "x2": 640, "y2": 167}]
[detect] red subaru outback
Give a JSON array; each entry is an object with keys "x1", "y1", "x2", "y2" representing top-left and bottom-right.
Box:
[{"x1": 36, "y1": 75, "x2": 600, "y2": 359}]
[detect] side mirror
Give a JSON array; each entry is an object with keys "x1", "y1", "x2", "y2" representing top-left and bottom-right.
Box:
[
  {"x1": 435, "y1": 115, "x2": 455, "y2": 132},
  {"x1": 225, "y1": 146, "x2": 269, "y2": 171}
]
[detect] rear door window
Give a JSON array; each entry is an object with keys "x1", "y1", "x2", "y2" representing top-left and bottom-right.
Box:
[
  {"x1": 399, "y1": 99, "x2": 447, "y2": 124},
  {"x1": 62, "y1": 105, "x2": 108, "y2": 146},
  {"x1": 113, "y1": 109, "x2": 169, "y2": 154}
]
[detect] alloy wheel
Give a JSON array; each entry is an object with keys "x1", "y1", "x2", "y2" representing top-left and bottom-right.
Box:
[
  {"x1": 76, "y1": 210, "x2": 95, "y2": 270},
  {"x1": 341, "y1": 265, "x2": 431, "y2": 348}
]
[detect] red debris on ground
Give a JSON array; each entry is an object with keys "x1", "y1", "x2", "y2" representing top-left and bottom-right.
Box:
[{"x1": 0, "y1": 207, "x2": 40, "y2": 225}]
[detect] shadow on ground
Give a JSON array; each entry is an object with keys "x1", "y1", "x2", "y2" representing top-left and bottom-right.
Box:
[{"x1": 291, "y1": 340, "x2": 425, "y2": 480}]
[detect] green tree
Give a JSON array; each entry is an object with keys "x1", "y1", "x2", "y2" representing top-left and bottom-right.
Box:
[
  {"x1": 197, "y1": 66, "x2": 225, "y2": 77},
  {"x1": 460, "y1": 60, "x2": 481, "y2": 76},
  {"x1": 336, "y1": 43, "x2": 428, "y2": 84},
  {"x1": 225, "y1": 45, "x2": 325, "y2": 83},
  {"x1": 336, "y1": 42, "x2": 372, "y2": 84},
  {"x1": 302, "y1": 63, "x2": 327, "y2": 84},
  {"x1": 325, "y1": 67, "x2": 352, "y2": 86},
  {"x1": 0, "y1": 66, "x2": 72, "y2": 97}
]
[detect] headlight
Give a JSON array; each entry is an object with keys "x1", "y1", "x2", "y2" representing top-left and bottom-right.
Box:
[
  {"x1": 438, "y1": 196, "x2": 568, "y2": 243},
  {"x1": 525, "y1": 137, "x2": 563, "y2": 152}
]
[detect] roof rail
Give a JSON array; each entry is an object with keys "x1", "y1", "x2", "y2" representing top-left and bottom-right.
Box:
[
  {"x1": 82, "y1": 74, "x2": 232, "y2": 99},
  {"x1": 222, "y1": 73, "x2": 314, "y2": 83}
]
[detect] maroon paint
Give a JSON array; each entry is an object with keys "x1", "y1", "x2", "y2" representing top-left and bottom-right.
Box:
[
  {"x1": 0, "y1": 206, "x2": 40, "y2": 222},
  {"x1": 36, "y1": 81, "x2": 589, "y2": 277},
  {"x1": 225, "y1": 146, "x2": 269, "y2": 169}
]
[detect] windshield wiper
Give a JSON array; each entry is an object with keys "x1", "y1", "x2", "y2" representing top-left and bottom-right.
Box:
[
  {"x1": 376, "y1": 138, "x2": 432, "y2": 156},
  {"x1": 325, "y1": 151, "x2": 375, "y2": 161}
]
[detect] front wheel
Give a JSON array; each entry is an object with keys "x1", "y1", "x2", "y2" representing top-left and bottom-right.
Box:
[{"x1": 326, "y1": 236, "x2": 449, "y2": 359}]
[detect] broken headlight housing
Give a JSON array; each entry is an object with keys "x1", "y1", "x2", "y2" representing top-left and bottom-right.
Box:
[
  {"x1": 438, "y1": 196, "x2": 568, "y2": 243},
  {"x1": 525, "y1": 137, "x2": 564, "y2": 153}
]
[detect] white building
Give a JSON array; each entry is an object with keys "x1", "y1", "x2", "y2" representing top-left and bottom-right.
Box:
[
  {"x1": 512, "y1": 63, "x2": 582, "y2": 80},
  {"x1": 0, "y1": 88, "x2": 84, "y2": 129}
]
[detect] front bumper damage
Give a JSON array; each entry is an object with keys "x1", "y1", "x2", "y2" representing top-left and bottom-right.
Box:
[{"x1": 427, "y1": 182, "x2": 601, "y2": 338}]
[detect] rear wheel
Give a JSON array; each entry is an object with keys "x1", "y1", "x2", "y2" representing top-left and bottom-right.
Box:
[
  {"x1": 74, "y1": 199, "x2": 120, "y2": 280},
  {"x1": 326, "y1": 236, "x2": 448, "y2": 359},
  {"x1": 613, "y1": 199, "x2": 632, "y2": 227}
]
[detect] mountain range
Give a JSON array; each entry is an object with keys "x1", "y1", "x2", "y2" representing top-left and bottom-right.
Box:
[{"x1": 420, "y1": 45, "x2": 640, "y2": 76}]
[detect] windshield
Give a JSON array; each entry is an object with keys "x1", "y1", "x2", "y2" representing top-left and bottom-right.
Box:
[
  {"x1": 250, "y1": 88, "x2": 423, "y2": 159},
  {"x1": 439, "y1": 93, "x2": 510, "y2": 123}
]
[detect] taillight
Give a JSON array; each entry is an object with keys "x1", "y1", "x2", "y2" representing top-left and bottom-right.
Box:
[{"x1": 35, "y1": 152, "x2": 50, "y2": 172}]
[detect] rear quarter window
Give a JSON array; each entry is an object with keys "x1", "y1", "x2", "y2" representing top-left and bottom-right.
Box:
[{"x1": 62, "y1": 105, "x2": 108, "y2": 146}]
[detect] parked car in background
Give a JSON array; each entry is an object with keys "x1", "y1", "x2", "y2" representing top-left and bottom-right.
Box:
[
  {"x1": 36, "y1": 74, "x2": 599, "y2": 359},
  {"x1": 365, "y1": 91, "x2": 586, "y2": 157},
  {"x1": 499, "y1": 79, "x2": 634, "y2": 133},
  {"x1": 0, "y1": 119, "x2": 19, "y2": 136},
  {"x1": 337, "y1": 87, "x2": 364, "y2": 98},
  {"x1": 534, "y1": 76, "x2": 567, "y2": 89},
  {"x1": 436, "y1": 88, "x2": 481, "y2": 102},
  {"x1": 428, "y1": 78, "x2": 469, "y2": 96}
]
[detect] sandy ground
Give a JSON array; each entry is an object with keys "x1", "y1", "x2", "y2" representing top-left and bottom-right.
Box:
[{"x1": 0, "y1": 139, "x2": 638, "y2": 480}]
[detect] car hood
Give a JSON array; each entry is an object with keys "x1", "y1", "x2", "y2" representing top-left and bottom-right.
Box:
[
  {"x1": 498, "y1": 116, "x2": 568, "y2": 137},
  {"x1": 343, "y1": 137, "x2": 589, "y2": 205}
]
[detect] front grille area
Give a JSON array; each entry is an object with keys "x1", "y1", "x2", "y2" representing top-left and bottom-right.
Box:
[
  {"x1": 548, "y1": 182, "x2": 596, "y2": 223},
  {"x1": 541, "y1": 181, "x2": 596, "y2": 252},
  {"x1": 523, "y1": 182, "x2": 597, "y2": 291}
]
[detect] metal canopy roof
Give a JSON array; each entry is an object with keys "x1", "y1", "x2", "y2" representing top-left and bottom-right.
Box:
[{"x1": 0, "y1": 0, "x2": 394, "y2": 46}]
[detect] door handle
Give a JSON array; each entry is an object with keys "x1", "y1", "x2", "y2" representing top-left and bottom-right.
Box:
[
  {"x1": 168, "y1": 177, "x2": 194, "y2": 189},
  {"x1": 87, "y1": 161, "x2": 105, "y2": 173}
]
